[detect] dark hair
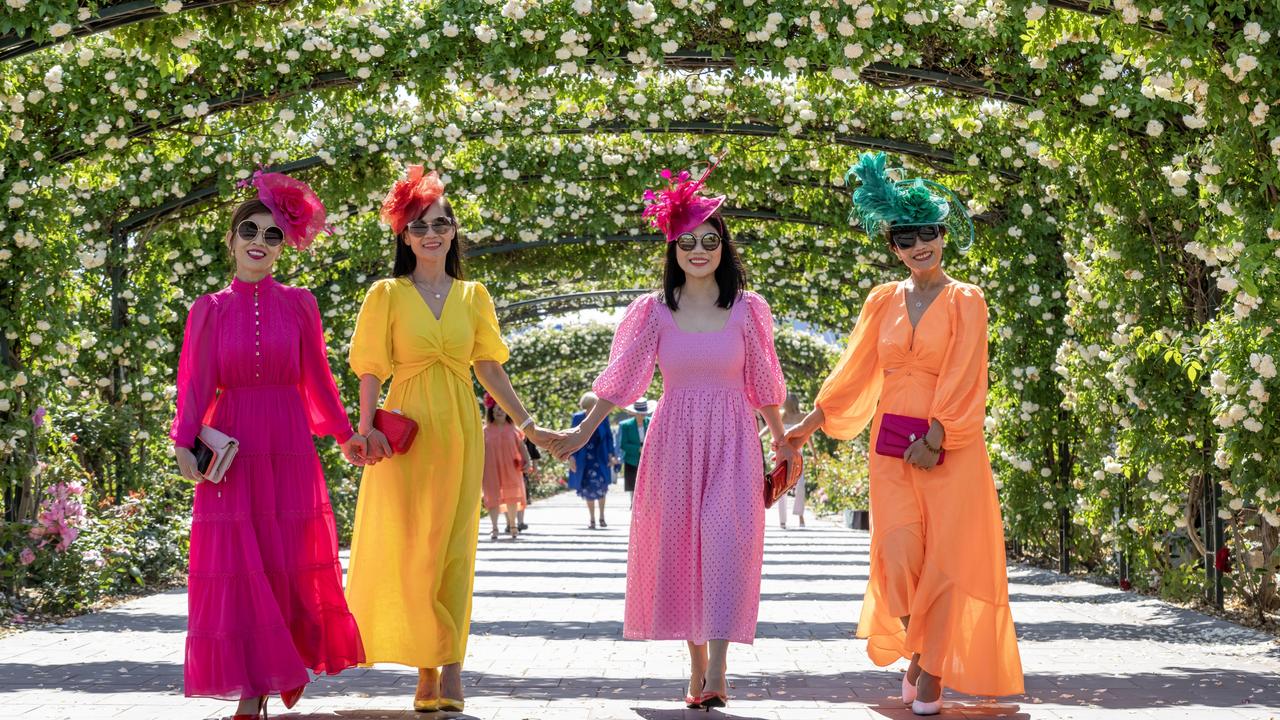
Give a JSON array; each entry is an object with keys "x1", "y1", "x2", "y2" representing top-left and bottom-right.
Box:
[
  {"x1": 392, "y1": 196, "x2": 465, "y2": 280},
  {"x1": 224, "y1": 199, "x2": 272, "y2": 259},
  {"x1": 486, "y1": 404, "x2": 512, "y2": 424},
  {"x1": 663, "y1": 212, "x2": 746, "y2": 311}
]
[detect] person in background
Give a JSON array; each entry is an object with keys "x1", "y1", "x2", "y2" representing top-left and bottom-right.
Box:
[
  {"x1": 617, "y1": 397, "x2": 655, "y2": 495},
  {"x1": 567, "y1": 391, "x2": 617, "y2": 529}
]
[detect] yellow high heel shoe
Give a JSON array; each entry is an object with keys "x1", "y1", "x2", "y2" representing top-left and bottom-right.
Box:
[
  {"x1": 437, "y1": 698, "x2": 464, "y2": 713},
  {"x1": 414, "y1": 668, "x2": 441, "y2": 713}
]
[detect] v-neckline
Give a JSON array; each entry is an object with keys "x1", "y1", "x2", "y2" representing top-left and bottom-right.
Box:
[
  {"x1": 900, "y1": 280, "x2": 949, "y2": 331},
  {"x1": 665, "y1": 295, "x2": 739, "y2": 334},
  {"x1": 407, "y1": 277, "x2": 457, "y2": 322}
]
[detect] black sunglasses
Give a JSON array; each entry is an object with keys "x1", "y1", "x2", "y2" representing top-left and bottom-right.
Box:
[
  {"x1": 675, "y1": 232, "x2": 722, "y2": 252},
  {"x1": 406, "y1": 218, "x2": 457, "y2": 238},
  {"x1": 236, "y1": 220, "x2": 285, "y2": 247},
  {"x1": 889, "y1": 224, "x2": 943, "y2": 250}
]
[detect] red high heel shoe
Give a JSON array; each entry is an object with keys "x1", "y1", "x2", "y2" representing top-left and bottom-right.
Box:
[
  {"x1": 684, "y1": 679, "x2": 706, "y2": 709},
  {"x1": 281, "y1": 684, "x2": 306, "y2": 710},
  {"x1": 699, "y1": 691, "x2": 728, "y2": 710}
]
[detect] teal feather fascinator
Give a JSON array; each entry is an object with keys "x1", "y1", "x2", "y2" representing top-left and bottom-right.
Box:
[{"x1": 845, "y1": 152, "x2": 974, "y2": 252}]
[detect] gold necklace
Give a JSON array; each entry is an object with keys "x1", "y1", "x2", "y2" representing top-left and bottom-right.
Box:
[{"x1": 413, "y1": 277, "x2": 450, "y2": 300}]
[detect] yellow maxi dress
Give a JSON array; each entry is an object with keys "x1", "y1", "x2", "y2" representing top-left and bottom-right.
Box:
[{"x1": 345, "y1": 277, "x2": 509, "y2": 667}]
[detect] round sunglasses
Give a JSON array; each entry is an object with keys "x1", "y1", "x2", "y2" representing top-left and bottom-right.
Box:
[
  {"x1": 406, "y1": 218, "x2": 457, "y2": 238},
  {"x1": 889, "y1": 224, "x2": 943, "y2": 250},
  {"x1": 236, "y1": 220, "x2": 285, "y2": 247},
  {"x1": 675, "y1": 232, "x2": 722, "y2": 252}
]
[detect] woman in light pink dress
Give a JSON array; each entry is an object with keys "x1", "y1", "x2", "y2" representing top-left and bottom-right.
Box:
[
  {"x1": 171, "y1": 172, "x2": 367, "y2": 719},
  {"x1": 552, "y1": 161, "x2": 795, "y2": 710}
]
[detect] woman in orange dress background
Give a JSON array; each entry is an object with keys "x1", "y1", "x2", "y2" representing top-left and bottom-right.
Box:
[
  {"x1": 786, "y1": 153, "x2": 1022, "y2": 715},
  {"x1": 482, "y1": 395, "x2": 531, "y2": 540}
]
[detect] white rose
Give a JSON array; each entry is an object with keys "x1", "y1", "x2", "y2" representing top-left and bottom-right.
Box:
[
  {"x1": 49, "y1": 22, "x2": 72, "y2": 37},
  {"x1": 572, "y1": 0, "x2": 592, "y2": 14},
  {"x1": 854, "y1": 4, "x2": 874, "y2": 27},
  {"x1": 1079, "y1": 92, "x2": 1098, "y2": 106},
  {"x1": 1236, "y1": 54, "x2": 1258, "y2": 74},
  {"x1": 1145, "y1": 119, "x2": 1164, "y2": 136},
  {"x1": 1167, "y1": 169, "x2": 1189, "y2": 188},
  {"x1": 162, "y1": 0, "x2": 182, "y2": 13},
  {"x1": 1025, "y1": 3, "x2": 1046, "y2": 21}
]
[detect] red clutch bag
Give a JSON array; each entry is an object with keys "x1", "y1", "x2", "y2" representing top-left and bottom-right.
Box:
[
  {"x1": 373, "y1": 408, "x2": 418, "y2": 455},
  {"x1": 875, "y1": 413, "x2": 944, "y2": 465},
  {"x1": 764, "y1": 454, "x2": 802, "y2": 510}
]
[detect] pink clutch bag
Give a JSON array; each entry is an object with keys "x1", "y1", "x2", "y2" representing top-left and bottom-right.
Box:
[{"x1": 875, "y1": 413, "x2": 945, "y2": 466}]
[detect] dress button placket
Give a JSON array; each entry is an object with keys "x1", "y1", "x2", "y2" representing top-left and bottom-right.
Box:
[{"x1": 254, "y1": 287, "x2": 262, "y2": 379}]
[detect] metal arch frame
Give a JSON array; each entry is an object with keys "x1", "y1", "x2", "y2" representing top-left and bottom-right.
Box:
[
  {"x1": 0, "y1": 0, "x2": 244, "y2": 63},
  {"x1": 115, "y1": 126, "x2": 1013, "y2": 236},
  {"x1": 3, "y1": 2, "x2": 1173, "y2": 65},
  {"x1": 497, "y1": 289, "x2": 650, "y2": 326}
]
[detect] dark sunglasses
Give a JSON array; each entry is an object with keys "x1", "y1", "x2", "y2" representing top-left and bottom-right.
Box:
[
  {"x1": 236, "y1": 220, "x2": 285, "y2": 247},
  {"x1": 888, "y1": 224, "x2": 943, "y2": 250},
  {"x1": 406, "y1": 218, "x2": 457, "y2": 238},
  {"x1": 675, "y1": 232, "x2": 722, "y2": 252}
]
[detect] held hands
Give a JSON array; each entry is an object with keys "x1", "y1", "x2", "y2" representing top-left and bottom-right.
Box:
[
  {"x1": 771, "y1": 439, "x2": 802, "y2": 483},
  {"x1": 175, "y1": 445, "x2": 203, "y2": 482},
  {"x1": 547, "y1": 427, "x2": 589, "y2": 460},
  {"x1": 523, "y1": 424, "x2": 567, "y2": 453},
  {"x1": 359, "y1": 427, "x2": 393, "y2": 465},
  {"x1": 782, "y1": 407, "x2": 824, "y2": 452},
  {"x1": 340, "y1": 434, "x2": 369, "y2": 466}
]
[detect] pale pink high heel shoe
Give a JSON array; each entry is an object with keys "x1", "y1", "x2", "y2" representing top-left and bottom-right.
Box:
[{"x1": 901, "y1": 673, "x2": 917, "y2": 705}]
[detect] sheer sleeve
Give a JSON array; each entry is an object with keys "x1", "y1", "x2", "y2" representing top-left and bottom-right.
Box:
[
  {"x1": 348, "y1": 280, "x2": 394, "y2": 382},
  {"x1": 295, "y1": 288, "x2": 355, "y2": 442},
  {"x1": 470, "y1": 282, "x2": 510, "y2": 364},
  {"x1": 815, "y1": 283, "x2": 895, "y2": 440},
  {"x1": 928, "y1": 285, "x2": 990, "y2": 450},
  {"x1": 170, "y1": 294, "x2": 218, "y2": 448},
  {"x1": 741, "y1": 292, "x2": 786, "y2": 409},
  {"x1": 592, "y1": 293, "x2": 660, "y2": 409}
]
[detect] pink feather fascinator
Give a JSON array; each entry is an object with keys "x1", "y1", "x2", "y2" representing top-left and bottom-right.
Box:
[
  {"x1": 641, "y1": 153, "x2": 727, "y2": 242},
  {"x1": 240, "y1": 170, "x2": 332, "y2": 251}
]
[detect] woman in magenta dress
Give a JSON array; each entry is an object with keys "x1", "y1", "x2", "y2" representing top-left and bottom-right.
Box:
[
  {"x1": 171, "y1": 171, "x2": 367, "y2": 719},
  {"x1": 552, "y1": 160, "x2": 797, "y2": 710}
]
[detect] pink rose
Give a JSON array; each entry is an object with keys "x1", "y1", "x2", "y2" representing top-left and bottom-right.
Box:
[{"x1": 19, "y1": 548, "x2": 35, "y2": 566}]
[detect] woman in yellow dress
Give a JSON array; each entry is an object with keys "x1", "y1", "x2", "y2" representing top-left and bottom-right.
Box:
[{"x1": 346, "y1": 167, "x2": 556, "y2": 713}]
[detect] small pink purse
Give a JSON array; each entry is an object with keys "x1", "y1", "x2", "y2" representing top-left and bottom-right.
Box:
[{"x1": 875, "y1": 413, "x2": 945, "y2": 466}]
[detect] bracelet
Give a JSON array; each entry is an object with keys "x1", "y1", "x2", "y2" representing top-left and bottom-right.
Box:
[
  {"x1": 518, "y1": 415, "x2": 536, "y2": 431},
  {"x1": 921, "y1": 436, "x2": 941, "y2": 454}
]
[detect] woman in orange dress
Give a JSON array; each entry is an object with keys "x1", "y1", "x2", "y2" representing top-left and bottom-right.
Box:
[
  {"x1": 482, "y1": 396, "x2": 530, "y2": 540},
  {"x1": 786, "y1": 153, "x2": 1022, "y2": 715}
]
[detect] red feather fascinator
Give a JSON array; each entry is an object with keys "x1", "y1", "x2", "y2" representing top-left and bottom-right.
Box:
[
  {"x1": 641, "y1": 153, "x2": 727, "y2": 242},
  {"x1": 380, "y1": 165, "x2": 446, "y2": 235},
  {"x1": 240, "y1": 170, "x2": 332, "y2": 251}
]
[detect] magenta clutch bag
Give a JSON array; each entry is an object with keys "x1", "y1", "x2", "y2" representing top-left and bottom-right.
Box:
[{"x1": 875, "y1": 413, "x2": 945, "y2": 466}]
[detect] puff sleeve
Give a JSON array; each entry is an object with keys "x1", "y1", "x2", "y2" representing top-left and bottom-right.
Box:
[
  {"x1": 741, "y1": 292, "x2": 786, "y2": 409},
  {"x1": 928, "y1": 285, "x2": 990, "y2": 450},
  {"x1": 348, "y1": 280, "x2": 395, "y2": 383},
  {"x1": 470, "y1": 282, "x2": 510, "y2": 364},
  {"x1": 592, "y1": 293, "x2": 660, "y2": 409},
  {"x1": 170, "y1": 294, "x2": 219, "y2": 448},
  {"x1": 815, "y1": 283, "x2": 895, "y2": 440}
]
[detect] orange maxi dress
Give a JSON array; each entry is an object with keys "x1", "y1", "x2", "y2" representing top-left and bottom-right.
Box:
[
  {"x1": 482, "y1": 422, "x2": 527, "y2": 513},
  {"x1": 815, "y1": 280, "x2": 1023, "y2": 697}
]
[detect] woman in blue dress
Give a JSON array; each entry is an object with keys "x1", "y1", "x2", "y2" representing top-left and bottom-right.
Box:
[{"x1": 568, "y1": 392, "x2": 617, "y2": 529}]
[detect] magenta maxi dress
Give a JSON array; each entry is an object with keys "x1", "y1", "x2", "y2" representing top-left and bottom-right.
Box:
[
  {"x1": 171, "y1": 275, "x2": 364, "y2": 699},
  {"x1": 592, "y1": 291, "x2": 786, "y2": 644}
]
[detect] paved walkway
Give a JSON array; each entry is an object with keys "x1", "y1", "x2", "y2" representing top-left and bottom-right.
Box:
[{"x1": 1, "y1": 484, "x2": 1277, "y2": 719}]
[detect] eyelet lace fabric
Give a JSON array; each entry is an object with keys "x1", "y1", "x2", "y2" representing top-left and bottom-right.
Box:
[{"x1": 593, "y1": 291, "x2": 785, "y2": 644}]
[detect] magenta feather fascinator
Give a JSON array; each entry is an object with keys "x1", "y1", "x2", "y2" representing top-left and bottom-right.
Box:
[
  {"x1": 641, "y1": 153, "x2": 727, "y2": 242},
  {"x1": 240, "y1": 170, "x2": 332, "y2": 250}
]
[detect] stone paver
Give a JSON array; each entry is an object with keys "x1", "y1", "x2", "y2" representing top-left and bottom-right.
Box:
[{"x1": 1, "y1": 484, "x2": 1278, "y2": 719}]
